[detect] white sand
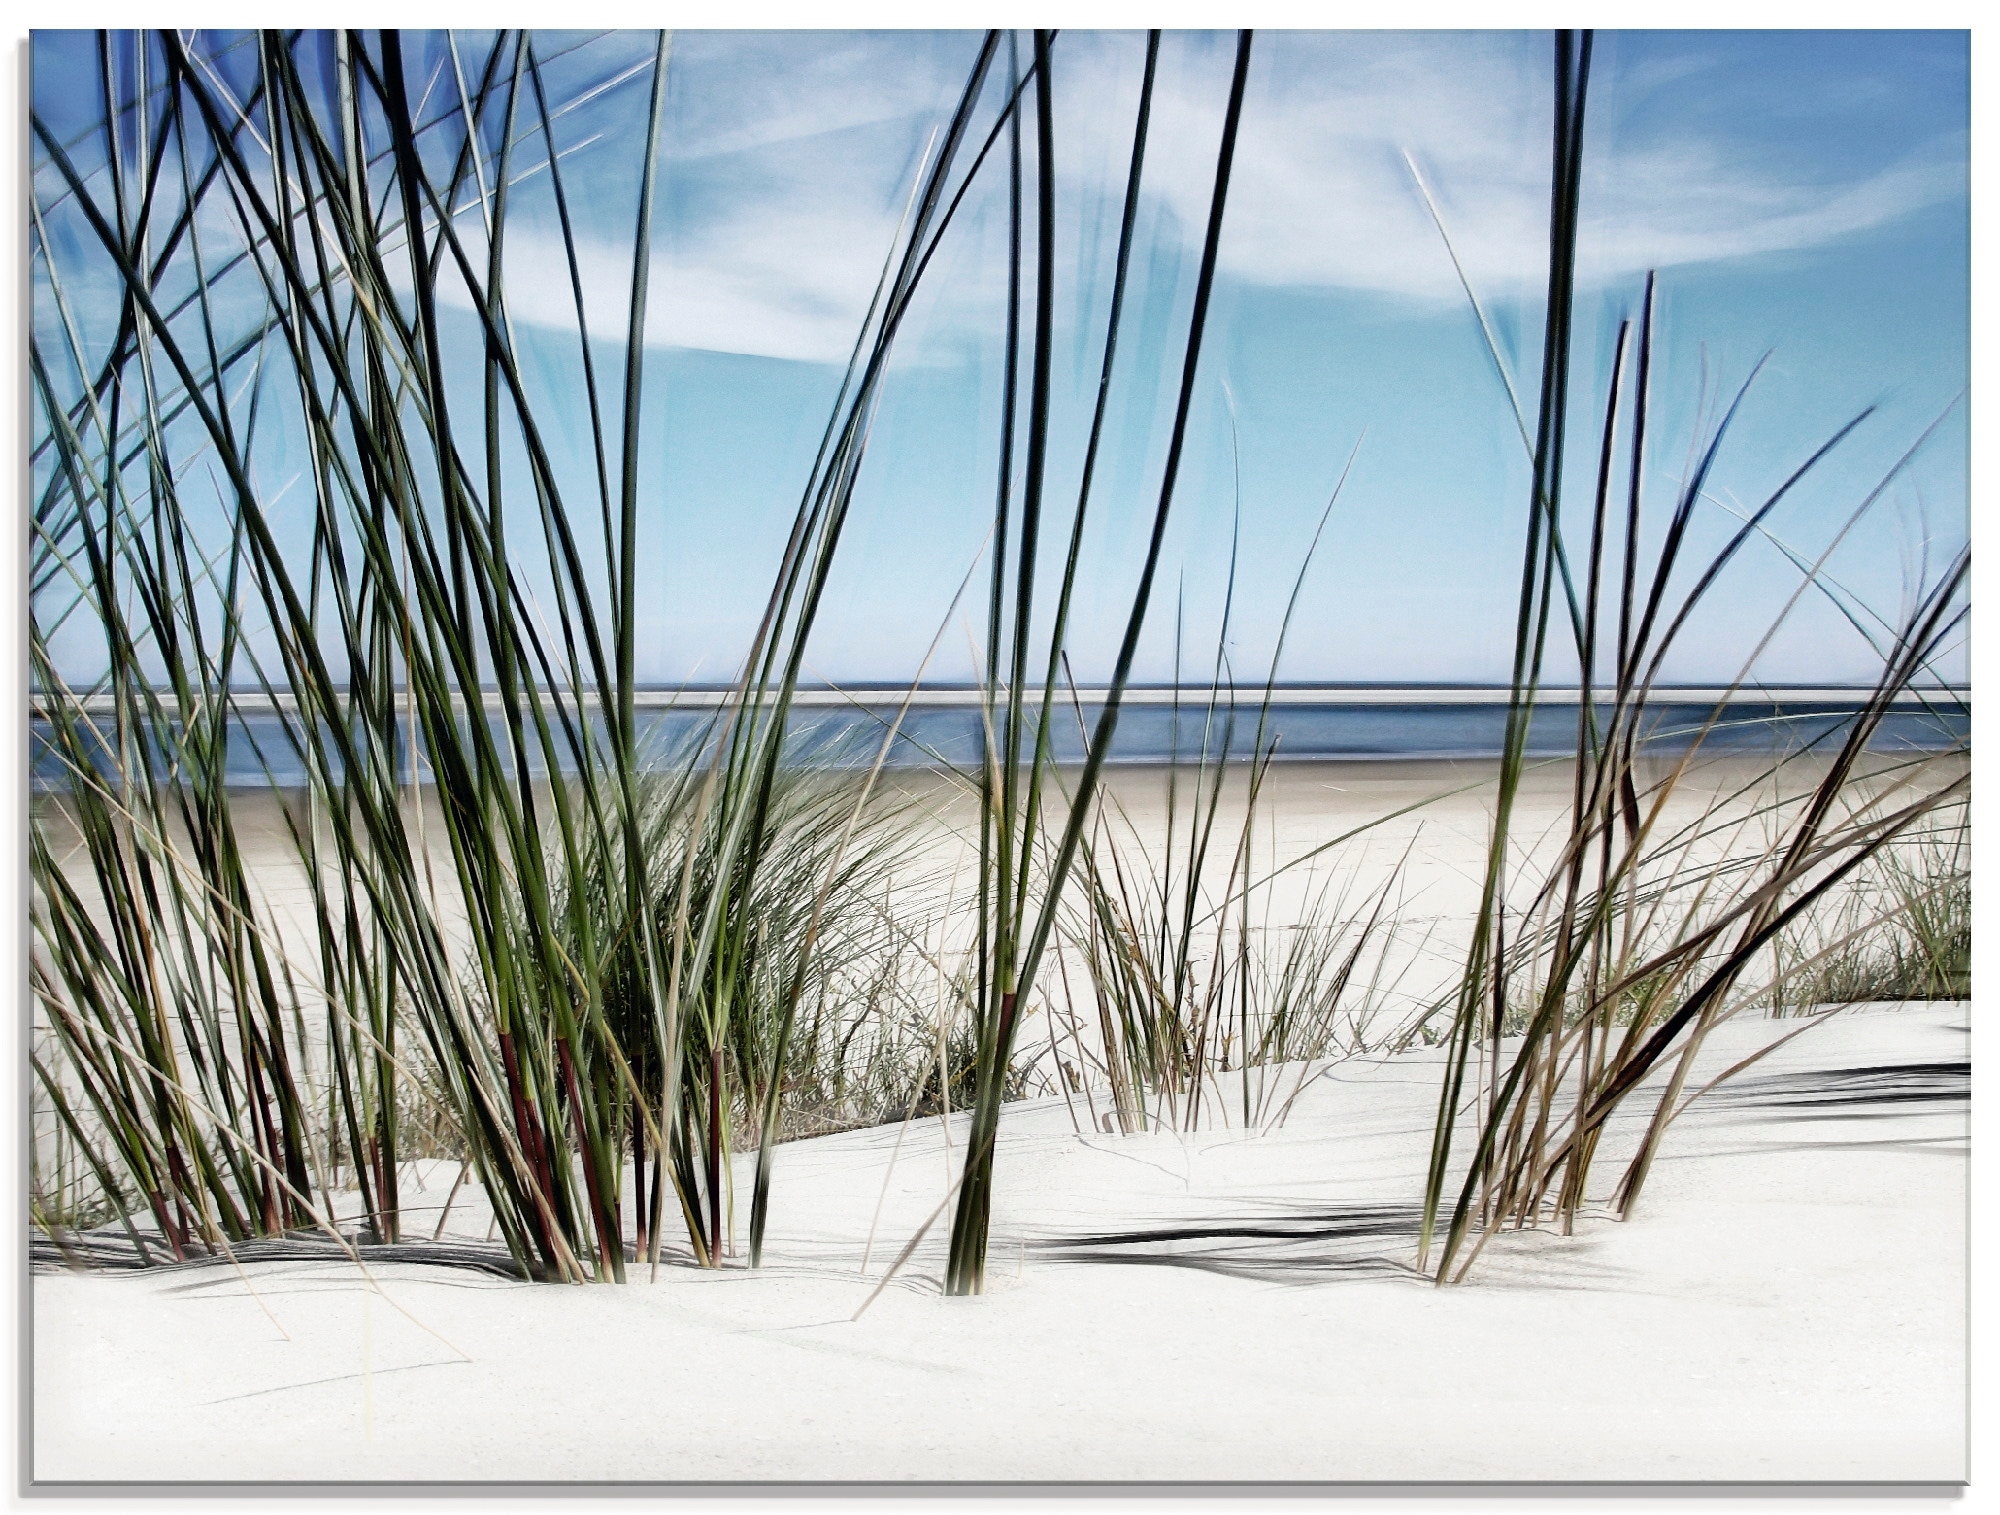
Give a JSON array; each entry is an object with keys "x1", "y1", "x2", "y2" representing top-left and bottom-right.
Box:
[{"x1": 33, "y1": 998, "x2": 1966, "y2": 1485}]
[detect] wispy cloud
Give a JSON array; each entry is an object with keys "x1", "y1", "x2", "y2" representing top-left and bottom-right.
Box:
[
  {"x1": 1151, "y1": 31, "x2": 1966, "y2": 300},
  {"x1": 467, "y1": 30, "x2": 1967, "y2": 364}
]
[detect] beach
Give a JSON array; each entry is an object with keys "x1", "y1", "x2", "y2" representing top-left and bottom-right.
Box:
[
  {"x1": 28, "y1": 21, "x2": 1972, "y2": 1493},
  {"x1": 32, "y1": 996, "x2": 1966, "y2": 1482},
  {"x1": 28, "y1": 751, "x2": 1970, "y2": 1483}
]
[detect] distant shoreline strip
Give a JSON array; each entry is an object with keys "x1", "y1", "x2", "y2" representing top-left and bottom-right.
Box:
[{"x1": 29, "y1": 684, "x2": 1971, "y2": 717}]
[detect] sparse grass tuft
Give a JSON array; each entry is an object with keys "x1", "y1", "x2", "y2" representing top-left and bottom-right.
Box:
[
  {"x1": 1415, "y1": 29, "x2": 1969, "y2": 1284},
  {"x1": 1770, "y1": 815, "x2": 1970, "y2": 1012}
]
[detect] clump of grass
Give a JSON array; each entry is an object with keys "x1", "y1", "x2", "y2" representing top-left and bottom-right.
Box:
[
  {"x1": 29, "y1": 26, "x2": 1018, "y2": 1280},
  {"x1": 1769, "y1": 813, "x2": 1970, "y2": 1012},
  {"x1": 732, "y1": 905, "x2": 1045, "y2": 1146},
  {"x1": 1065, "y1": 680, "x2": 1267, "y2": 1135},
  {"x1": 1415, "y1": 29, "x2": 1969, "y2": 1284},
  {"x1": 1055, "y1": 438, "x2": 1425, "y2": 1135},
  {"x1": 1064, "y1": 764, "x2": 1418, "y2": 1135},
  {"x1": 555, "y1": 754, "x2": 933, "y2": 1190}
]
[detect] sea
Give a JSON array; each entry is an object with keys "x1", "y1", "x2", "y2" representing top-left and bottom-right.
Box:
[{"x1": 28, "y1": 686, "x2": 1970, "y2": 791}]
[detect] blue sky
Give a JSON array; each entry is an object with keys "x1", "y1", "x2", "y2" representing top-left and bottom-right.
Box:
[{"x1": 30, "y1": 29, "x2": 1970, "y2": 687}]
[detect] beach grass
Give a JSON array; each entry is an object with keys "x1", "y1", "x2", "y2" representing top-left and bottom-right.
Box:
[
  {"x1": 30, "y1": 27, "x2": 1019, "y2": 1279},
  {"x1": 1411, "y1": 31, "x2": 1970, "y2": 1281},
  {"x1": 29, "y1": 27, "x2": 1968, "y2": 1297}
]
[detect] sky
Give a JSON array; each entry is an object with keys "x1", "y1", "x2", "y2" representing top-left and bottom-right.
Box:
[{"x1": 30, "y1": 29, "x2": 1971, "y2": 689}]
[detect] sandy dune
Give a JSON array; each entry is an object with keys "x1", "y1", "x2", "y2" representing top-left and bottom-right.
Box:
[{"x1": 32, "y1": 998, "x2": 1966, "y2": 1485}]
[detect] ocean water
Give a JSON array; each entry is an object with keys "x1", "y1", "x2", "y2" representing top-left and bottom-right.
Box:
[{"x1": 29, "y1": 694, "x2": 1970, "y2": 791}]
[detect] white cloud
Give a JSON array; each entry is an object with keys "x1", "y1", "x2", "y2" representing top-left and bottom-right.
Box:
[
  {"x1": 1185, "y1": 31, "x2": 1964, "y2": 300},
  {"x1": 487, "y1": 202, "x2": 920, "y2": 366},
  {"x1": 463, "y1": 30, "x2": 1966, "y2": 364}
]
